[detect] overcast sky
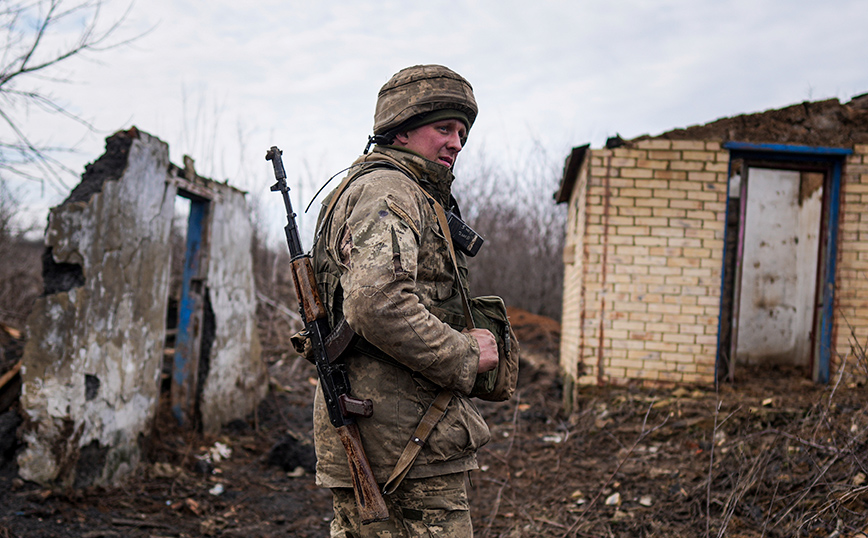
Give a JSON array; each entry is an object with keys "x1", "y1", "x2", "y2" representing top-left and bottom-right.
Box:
[{"x1": 8, "y1": 0, "x2": 868, "y2": 243}]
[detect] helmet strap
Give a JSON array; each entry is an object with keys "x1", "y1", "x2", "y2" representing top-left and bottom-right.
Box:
[{"x1": 364, "y1": 133, "x2": 396, "y2": 154}]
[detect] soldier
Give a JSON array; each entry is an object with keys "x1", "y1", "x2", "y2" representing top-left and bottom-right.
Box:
[{"x1": 311, "y1": 64, "x2": 511, "y2": 537}]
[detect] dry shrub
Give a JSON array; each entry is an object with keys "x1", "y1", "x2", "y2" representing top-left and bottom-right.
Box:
[
  {"x1": 454, "y1": 142, "x2": 566, "y2": 321},
  {"x1": 0, "y1": 181, "x2": 41, "y2": 328},
  {"x1": 247, "y1": 194, "x2": 302, "y2": 362}
]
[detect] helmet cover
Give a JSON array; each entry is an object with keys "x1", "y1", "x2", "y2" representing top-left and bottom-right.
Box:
[{"x1": 373, "y1": 65, "x2": 478, "y2": 136}]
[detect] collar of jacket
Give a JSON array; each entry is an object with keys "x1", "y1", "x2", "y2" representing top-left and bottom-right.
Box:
[{"x1": 353, "y1": 145, "x2": 455, "y2": 207}]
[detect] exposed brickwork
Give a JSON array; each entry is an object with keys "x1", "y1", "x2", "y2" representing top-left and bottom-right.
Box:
[
  {"x1": 834, "y1": 145, "x2": 868, "y2": 378},
  {"x1": 560, "y1": 140, "x2": 727, "y2": 387}
]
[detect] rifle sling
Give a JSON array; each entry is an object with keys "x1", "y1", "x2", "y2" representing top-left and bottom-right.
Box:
[{"x1": 382, "y1": 388, "x2": 454, "y2": 495}]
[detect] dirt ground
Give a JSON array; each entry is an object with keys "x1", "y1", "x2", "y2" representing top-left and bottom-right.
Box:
[{"x1": 1, "y1": 311, "x2": 867, "y2": 538}]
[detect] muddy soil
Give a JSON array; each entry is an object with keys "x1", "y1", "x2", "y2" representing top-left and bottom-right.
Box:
[{"x1": 1, "y1": 315, "x2": 867, "y2": 538}]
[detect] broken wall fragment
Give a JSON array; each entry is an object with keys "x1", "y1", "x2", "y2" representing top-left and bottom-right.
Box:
[{"x1": 17, "y1": 128, "x2": 266, "y2": 488}]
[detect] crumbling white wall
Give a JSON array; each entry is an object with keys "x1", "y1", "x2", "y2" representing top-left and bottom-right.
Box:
[
  {"x1": 18, "y1": 130, "x2": 174, "y2": 487},
  {"x1": 200, "y1": 183, "x2": 267, "y2": 435},
  {"x1": 17, "y1": 129, "x2": 266, "y2": 487}
]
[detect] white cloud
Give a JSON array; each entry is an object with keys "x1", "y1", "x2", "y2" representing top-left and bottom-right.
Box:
[{"x1": 6, "y1": 0, "x2": 868, "y2": 241}]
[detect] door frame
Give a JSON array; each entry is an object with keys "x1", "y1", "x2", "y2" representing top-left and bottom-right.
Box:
[{"x1": 716, "y1": 142, "x2": 851, "y2": 385}]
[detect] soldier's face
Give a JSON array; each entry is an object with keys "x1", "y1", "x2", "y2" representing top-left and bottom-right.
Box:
[{"x1": 395, "y1": 119, "x2": 466, "y2": 168}]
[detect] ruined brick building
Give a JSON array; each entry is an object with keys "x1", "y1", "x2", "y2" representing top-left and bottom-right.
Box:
[{"x1": 555, "y1": 94, "x2": 868, "y2": 406}]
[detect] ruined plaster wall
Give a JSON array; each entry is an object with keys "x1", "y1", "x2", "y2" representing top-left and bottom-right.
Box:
[
  {"x1": 569, "y1": 139, "x2": 727, "y2": 386},
  {"x1": 18, "y1": 131, "x2": 175, "y2": 487},
  {"x1": 834, "y1": 144, "x2": 868, "y2": 376},
  {"x1": 198, "y1": 183, "x2": 266, "y2": 435}
]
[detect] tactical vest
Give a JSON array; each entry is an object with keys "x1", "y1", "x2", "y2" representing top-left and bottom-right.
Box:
[{"x1": 311, "y1": 159, "x2": 472, "y2": 352}]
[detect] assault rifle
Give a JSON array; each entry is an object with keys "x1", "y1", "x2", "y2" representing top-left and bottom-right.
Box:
[{"x1": 267, "y1": 146, "x2": 388, "y2": 524}]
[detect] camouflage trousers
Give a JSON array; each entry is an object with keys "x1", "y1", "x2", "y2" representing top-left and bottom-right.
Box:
[{"x1": 329, "y1": 472, "x2": 473, "y2": 537}]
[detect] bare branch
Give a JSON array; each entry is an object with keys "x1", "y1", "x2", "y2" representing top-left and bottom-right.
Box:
[{"x1": 0, "y1": 0, "x2": 147, "y2": 186}]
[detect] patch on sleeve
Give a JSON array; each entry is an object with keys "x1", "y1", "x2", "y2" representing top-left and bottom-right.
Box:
[
  {"x1": 390, "y1": 226, "x2": 406, "y2": 275},
  {"x1": 338, "y1": 226, "x2": 353, "y2": 266},
  {"x1": 385, "y1": 196, "x2": 421, "y2": 237}
]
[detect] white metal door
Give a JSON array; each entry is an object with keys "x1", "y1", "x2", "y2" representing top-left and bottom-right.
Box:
[{"x1": 735, "y1": 168, "x2": 822, "y2": 367}]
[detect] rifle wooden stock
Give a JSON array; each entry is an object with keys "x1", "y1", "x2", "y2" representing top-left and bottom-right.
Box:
[{"x1": 338, "y1": 423, "x2": 390, "y2": 524}]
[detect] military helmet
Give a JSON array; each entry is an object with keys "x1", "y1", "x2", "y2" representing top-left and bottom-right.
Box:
[{"x1": 373, "y1": 65, "x2": 478, "y2": 136}]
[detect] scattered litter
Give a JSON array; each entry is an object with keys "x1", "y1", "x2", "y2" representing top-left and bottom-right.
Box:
[
  {"x1": 594, "y1": 418, "x2": 612, "y2": 429},
  {"x1": 639, "y1": 495, "x2": 653, "y2": 507},
  {"x1": 762, "y1": 398, "x2": 774, "y2": 407},
  {"x1": 151, "y1": 462, "x2": 183, "y2": 478},
  {"x1": 210, "y1": 442, "x2": 231, "y2": 462},
  {"x1": 209, "y1": 483, "x2": 225, "y2": 496},
  {"x1": 605, "y1": 492, "x2": 621, "y2": 506},
  {"x1": 542, "y1": 433, "x2": 564, "y2": 444},
  {"x1": 170, "y1": 498, "x2": 202, "y2": 515},
  {"x1": 197, "y1": 441, "x2": 232, "y2": 467},
  {"x1": 611, "y1": 509, "x2": 630, "y2": 521},
  {"x1": 286, "y1": 466, "x2": 305, "y2": 478}
]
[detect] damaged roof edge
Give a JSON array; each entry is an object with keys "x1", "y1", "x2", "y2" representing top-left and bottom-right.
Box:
[
  {"x1": 62, "y1": 127, "x2": 142, "y2": 207},
  {"x1": 554, "y1": 144, "x2": 589, "y2": 204}
]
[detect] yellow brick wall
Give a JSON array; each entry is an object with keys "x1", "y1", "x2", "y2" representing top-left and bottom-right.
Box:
[
  {"x1": 559, "y1": 156, "x2": 587, "y2": 385},
  {"x1": 834, "y1": 145, "x2": 868, "y2": 377},
  {"x1": 560, "y1": 139, "x2": 728, "y2": 387}
]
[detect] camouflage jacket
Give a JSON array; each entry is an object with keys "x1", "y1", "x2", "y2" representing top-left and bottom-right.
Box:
[{"x1": 311, "y1": 145, "x2": 491, "y2": 487}]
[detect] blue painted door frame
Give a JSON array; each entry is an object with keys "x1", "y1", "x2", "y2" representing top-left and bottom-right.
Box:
[
  {"x1": 718, "y1": 142, "x2": 851, "y2": 384},
  {"x1": 171, "y1": 197, "x2": 210, "y2": 427}
]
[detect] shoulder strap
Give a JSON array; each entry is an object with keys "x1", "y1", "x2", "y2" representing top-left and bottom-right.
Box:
[
  {"x1": 315, "y1": 162, "x2": 397, "y2": 246},
  {"x1": 383, "y1": 389, "x2": 453, "y2": 495}
]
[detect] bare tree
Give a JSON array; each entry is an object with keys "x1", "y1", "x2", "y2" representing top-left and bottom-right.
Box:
[{"x1": 0, "y1": 0, "x2": 140, "y2": 193}]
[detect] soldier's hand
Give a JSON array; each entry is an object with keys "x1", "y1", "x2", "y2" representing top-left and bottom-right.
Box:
[{"x1": 467, "y1": 328, "x2": 498, "y2": 373}]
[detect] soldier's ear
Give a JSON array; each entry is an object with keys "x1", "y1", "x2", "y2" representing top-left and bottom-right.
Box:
[{"x1": 393, "y1": 131, "x2": 410, "y2": 146}]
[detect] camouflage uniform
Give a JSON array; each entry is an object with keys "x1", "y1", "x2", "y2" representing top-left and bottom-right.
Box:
[
  {"x1": 312, "y1": 143, "x2": 490, "y2": 536},
  {"x1": 330, "y1": 473, "x2": 471, "y2": 537}
]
